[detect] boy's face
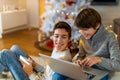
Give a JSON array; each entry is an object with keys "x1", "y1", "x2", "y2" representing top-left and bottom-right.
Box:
[
  {"x1": 53, "y1": 28, "x2": 69, "y2": 52},
  {"x1": 79, "y1": 27, "x2": 98, "y2": 39}
]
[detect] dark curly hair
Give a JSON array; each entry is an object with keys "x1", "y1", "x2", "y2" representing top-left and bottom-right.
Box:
[{"x1": 53, "y1": 21, "x2": 72, "y2": 38}]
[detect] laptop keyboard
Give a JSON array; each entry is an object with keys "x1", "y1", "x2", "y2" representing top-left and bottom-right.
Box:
[{"x1": 85, "y1": 72, "x2": 96, "y2": 80}]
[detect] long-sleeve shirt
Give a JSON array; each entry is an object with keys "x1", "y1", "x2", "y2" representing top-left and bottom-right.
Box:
[{"x1": 43, "y1": 48, "x2": 72, "y2": 80}]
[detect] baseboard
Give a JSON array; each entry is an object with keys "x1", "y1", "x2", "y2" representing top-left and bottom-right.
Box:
[{"x1": 3, "y1": 25, "x2": 28, "y2": 34}]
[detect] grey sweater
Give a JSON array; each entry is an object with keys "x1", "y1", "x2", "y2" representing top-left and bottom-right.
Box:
[{"x1": 76, "y1": 24, "x2": 120, "y2": 72}]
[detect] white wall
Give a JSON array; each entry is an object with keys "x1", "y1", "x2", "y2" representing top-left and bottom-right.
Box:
[
  {"x1": 26, "y1": 0, "x2": 40, "y2": 28},
  {"x1": 18, "y1": 0, "x2": 26, "y2": 9},
  {"x1": 0, "y1": 0, "x2": 26, "y2": 11},
  {"x1": 90, "y1": 1, "x2": 120, "y2": 26}
]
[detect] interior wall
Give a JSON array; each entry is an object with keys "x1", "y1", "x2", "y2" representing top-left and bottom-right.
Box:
[
  {"x1": 26, "y1": 0, "x2": 40, "y2": 27},
  {"x1": 18, "y1": 0, "x2": 26, "y2": 9},
  {"x1": 0, "y1": 0, "x2": 26, "y2": 11},
  {"x1": 91, "y1": 1, "x2": 120, "y2": 26}
]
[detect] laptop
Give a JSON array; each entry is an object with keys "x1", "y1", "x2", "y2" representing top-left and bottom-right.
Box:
[{"x1": 39, "y1": 53, "x2": 108, "y2": 80}]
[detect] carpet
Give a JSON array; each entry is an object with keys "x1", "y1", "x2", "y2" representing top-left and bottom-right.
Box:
[
  {"x1": 34, "y1": 38, "x2": 53, "y2": 52},
  {"x1": 0, "y1": 72, "x2": 13, "y2": 80}
]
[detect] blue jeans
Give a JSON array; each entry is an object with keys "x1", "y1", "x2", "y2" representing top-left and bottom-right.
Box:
[
  {"x1": 52, "y1": 72, "x2": 69, "y2": 80},
  {"x1": 0, "y1": 45, "x2": 30, "y2": 80}
]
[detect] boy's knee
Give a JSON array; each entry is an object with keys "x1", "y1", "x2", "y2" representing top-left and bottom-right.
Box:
[
  {"x1": 10, "y1": 45, "x2": 20, "y2": 51},
  {"x1": 0, "y1": 49, "x2": 10, "y2": 58},
  {"x1": 1, "y1": 49, "x2": 9, "y2": 54}
]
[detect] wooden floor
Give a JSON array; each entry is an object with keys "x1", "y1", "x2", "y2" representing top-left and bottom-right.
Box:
[{"x1": 0, "y1": 28, "x2": 51, "y2": 56}]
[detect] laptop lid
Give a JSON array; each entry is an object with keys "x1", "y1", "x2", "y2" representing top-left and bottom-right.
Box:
[{"x1": 39, "y1": 53, "x2": 87, "y2": 80}]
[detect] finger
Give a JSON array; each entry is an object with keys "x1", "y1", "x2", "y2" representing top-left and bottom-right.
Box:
[
  {"x1": 76, "y1": 60, "x2": 85, "y2": 69},
  {"x1": 81, "y1": 58, "x2": 90, "y2": 67},
  {"x1": 27, "y1": 58, "x2": 33, "y2": 64},
  {"x1": 79, "y1": 63, "x2": 84, "y2": 69},
  {"x1": 86, "y1": 61, "x2": 92, "y2": 67},
  {"x1": 27, "y1": 58, "x2": 37, "y2": 66},
  {"x1": 19, "y1": 60, "x2": 26, "y2": 68}
]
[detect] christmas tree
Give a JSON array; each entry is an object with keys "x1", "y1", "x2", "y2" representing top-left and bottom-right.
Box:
[
  {"x1": 39, "y1": 0, "x2": 90, "y2": 42},
  {"x1": 38, "y1": 0, "x2": 90, "y2": 51}
]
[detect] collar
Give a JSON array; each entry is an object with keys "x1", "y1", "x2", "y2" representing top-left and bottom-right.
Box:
[{"x1": 88, "y1": 24, "x2": 108, "y2": 43}]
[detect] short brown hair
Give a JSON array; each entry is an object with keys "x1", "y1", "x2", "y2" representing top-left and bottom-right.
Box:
[{"x1": 75, "y1": 8, "x2": 101, "y2": 29}]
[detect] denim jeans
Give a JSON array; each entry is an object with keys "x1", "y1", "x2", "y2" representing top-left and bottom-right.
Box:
[
  {"x1": 0, "y1": 45, "x2": 30, "y2": 80},
  {"x1": 0, "y1": 62, "x2": 4, "y2": 74},
  {"x1": 52, "y1": 72, "x2": 69, "y2": 80}
]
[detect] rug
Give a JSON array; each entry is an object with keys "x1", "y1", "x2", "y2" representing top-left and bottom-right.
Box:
[
  {"x1": 0, "y1": 72, "x2": 13, "y2": 80},
  {"x1": 34, "y1": 38, "x2": 53, "y2": 52}
]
